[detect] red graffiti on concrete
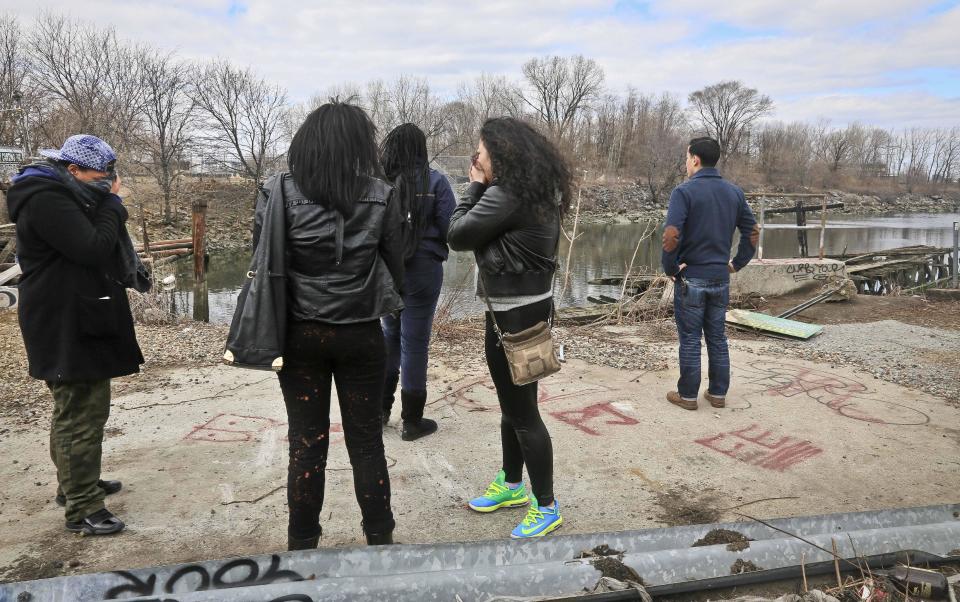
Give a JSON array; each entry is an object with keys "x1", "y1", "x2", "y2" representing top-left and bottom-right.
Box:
[
  {"x1": 185, "y1": 413, "x2": 343, "y2": 444},
  {"x1": 739, "y1": 361, "x2": 929, "y2": 426},
  {"x1": 550, "y1": 402, "x2": 639, "y2": 436},
  {"x1": 432, "y1": 375, "x2": 613, "y2": 413},
  {"x1": 694, "y1": 424, "x2": 823, "y2": 472}
]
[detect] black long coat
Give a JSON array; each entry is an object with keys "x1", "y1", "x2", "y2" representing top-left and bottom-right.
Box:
[{"x1": 6, "y1": 175, "x2": 143, "y2": 383}]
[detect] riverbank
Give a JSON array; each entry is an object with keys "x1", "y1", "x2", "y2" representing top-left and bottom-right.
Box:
[
  {"x1": 0, "y1": 293, "x2": 958, "y2": 587},
  {"x1": 117, "y1": 179, "x2": 960, "y2": 252},
  {"x1": 2, "y1": 294, "x2": 958, "y2": 431},
  {"x1": 575, "y1": 184, "x2": 960, "y2": 224}
]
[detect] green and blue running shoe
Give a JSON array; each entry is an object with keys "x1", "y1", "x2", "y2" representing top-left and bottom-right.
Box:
[
  {"x1": 510, "y1": 497, "x2": 562, "y2": 538},
  {"x1": 468, "y1": 470, "x2": 529, "y2": 513}
]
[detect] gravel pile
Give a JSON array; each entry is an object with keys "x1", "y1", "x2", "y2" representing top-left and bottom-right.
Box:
[
  {"x1": 0, "y1": 314, "x2": 227, "y2": 429},
  {"x1": 769, "y1": 320, "x2": 960, "y2": 404}
]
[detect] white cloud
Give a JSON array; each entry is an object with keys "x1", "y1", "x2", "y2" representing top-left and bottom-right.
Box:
[{"x1": 3, "y1": 0, "x2": 958, "y2": 128}]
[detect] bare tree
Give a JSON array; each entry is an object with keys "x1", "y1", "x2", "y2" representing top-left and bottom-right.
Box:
[
  {"x1": 904, "y1": 127, "x2": 933, "y2": 192},
  {"x1": 192, "y1": 60, "x2": 287, "y2": 191},
  {"x1": 0, "y1": 14, "x2": 35, "y2": 151},
  {"x1": 29, "y1": 13, "x2": 148, "y2": 152},
  {"x1": 929, "y1": 127, "x2": 960, "y2": 184},
  {"x1": 521, "y1": 55, "x2": 604, "y2": 141},
  {"x1": 629, "y1": 93, "x2": 688, "y2": 204},
  {"x1": 387, "y1": 75, "x2": 448, "y2": 146},
  {"x1": 822, "y1": 130, "x2": 849, "y2": 173},
  {"x1": 135, "y1": 52, "x2": 196, "y2": 223},
  {"x1": 687, "y1": 80, "x2": 773, "y2": 160}
]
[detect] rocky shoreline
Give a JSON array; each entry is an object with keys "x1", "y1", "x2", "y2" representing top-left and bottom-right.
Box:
[
  {"x1": 121, "y1": 182, "x2": 960, "y2": 252},
  {"x1": 572, "y1": 184, "x2": 960, "y2": 224}
]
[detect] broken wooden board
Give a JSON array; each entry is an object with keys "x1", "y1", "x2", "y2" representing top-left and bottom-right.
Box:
[
  {"x1": 725, "y1": 309, "x2": 823, "y2": 340},
  {"x1": 555, "y1": 304, "x2": 616, "y2": 325}
]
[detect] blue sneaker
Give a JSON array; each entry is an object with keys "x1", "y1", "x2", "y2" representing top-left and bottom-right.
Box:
[
  {"x1": 510, "y1": 497, "x2": 563, "y2": 538},
  {"x1": 468, "y1": 470, "x2": 529, "y2": 513}
]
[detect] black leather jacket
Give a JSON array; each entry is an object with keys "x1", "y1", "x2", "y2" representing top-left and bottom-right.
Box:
[
  {"x1": 253, "y1": 174, "x2": 404, "y2": 323},
  {"x1": 447, "y1": 182, "x2": 560, "y2": 297}
]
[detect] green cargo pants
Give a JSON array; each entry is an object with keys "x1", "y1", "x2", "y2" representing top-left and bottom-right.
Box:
[{"x1": 47, "y1": 380, "x2": 111, "y2": 523}]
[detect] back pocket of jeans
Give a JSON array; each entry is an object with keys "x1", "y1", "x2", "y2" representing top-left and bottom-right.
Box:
[
  {"x1": 77, "y1": 296, "x2": 120, "y2": 338},
  {"x1": 682, "y1": 282, "x2": 706, "y2": 308}
]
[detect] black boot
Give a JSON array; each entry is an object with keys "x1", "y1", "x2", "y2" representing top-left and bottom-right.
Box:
[
  {"x1": 288, "y1": 527, "x2": 321, "y2": 551},
  {"x1": 382, "y1": 370, "x2": 400, "y2": 425},
  {"x1": 400, "y1": 389, "x2": 437, "y2": 441},
  {"x1": 365, "y1": 531, "x2": 394, "y2": 545}
]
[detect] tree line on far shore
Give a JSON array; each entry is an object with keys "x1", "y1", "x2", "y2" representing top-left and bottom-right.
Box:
[{"x1": 0, "y1": 12, "x2": 957, "y2": 225}]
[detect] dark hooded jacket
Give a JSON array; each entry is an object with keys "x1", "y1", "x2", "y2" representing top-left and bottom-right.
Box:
[{"x1": 6, "y1": 172, "x2": 143, "y2": 382}]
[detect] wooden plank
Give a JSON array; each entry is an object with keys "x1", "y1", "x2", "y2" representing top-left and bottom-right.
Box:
[
  {"x1": 762, "y1": 202, "x2": 843, "y2": 215},
  {"x1": 847, "y1": 258, "x2": 930, "y2": 274},
  {"x1": 555, "y1": 305, "x2": 615, "y2": 324},
  {"x1": 745, "y1": 193, "x2": 826, "y2": 198},
  {"x1": 725, "y1": 309, "x2": 823, "y2": 339},
  {"x1": 587, "y1": 275, "x2": 656, "y2": 286}
]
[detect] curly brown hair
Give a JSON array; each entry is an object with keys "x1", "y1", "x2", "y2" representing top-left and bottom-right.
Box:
[{"x1": 480, "y1": 118, "x2": 572, "y2": 217}]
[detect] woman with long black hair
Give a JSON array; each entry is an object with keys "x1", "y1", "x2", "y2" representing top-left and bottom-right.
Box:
[
  {"x1": 379, "y1": 123, "x2": 456, "y2": 440},
  {"x1": 253, "y1": 101, "x2": 403, "y2": 550},
  {"x1": 448, "y1": 117, "x2": 571, "y2": 538}
]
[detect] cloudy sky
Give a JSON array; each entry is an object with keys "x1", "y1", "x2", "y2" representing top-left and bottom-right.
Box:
[{"x1": 3, "y1": 0, "x2": 959, "y2": 129}]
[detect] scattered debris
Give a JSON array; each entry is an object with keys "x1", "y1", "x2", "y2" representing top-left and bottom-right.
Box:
[
  {"x1": 576, "y1": 544, "x2": 625, "y2": 559},
  {"x1": 692, "y1": 528, "x2": 753, "y2": 552},
  {"x1": 731, "y1": 559, "x2": 763, "y2": 574},
  {"x1": 654, "y1": 486, "x2": 722, "y2": 526},
  {"x1": 590, "y1": 556, "x2": 645, "y2": 585}
]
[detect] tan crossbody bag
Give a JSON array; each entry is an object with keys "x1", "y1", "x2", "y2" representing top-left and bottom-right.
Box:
[
  {"x1": 476, "y1": 201, "x2": 562, "y2": 386},
  {"x1": 478, "y1": 272, "x2": 561, "y2": 386}
]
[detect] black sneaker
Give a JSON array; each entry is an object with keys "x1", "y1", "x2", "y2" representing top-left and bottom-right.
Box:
[
  {"x1": 55, "y1": 479, "x2": 122, "y2": 507},
  {"x1": 65, "y1": 508, "x2": 125, "y2": 535}
]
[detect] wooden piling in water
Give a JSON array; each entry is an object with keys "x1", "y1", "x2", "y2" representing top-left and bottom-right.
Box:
[{"x1": 192, "y1": 198, "x2": 209, "y2": 322}]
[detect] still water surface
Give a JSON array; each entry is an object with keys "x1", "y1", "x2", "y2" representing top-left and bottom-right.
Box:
[{"x1": 170, "y1": 212, "x2": 960, "y2": 324}]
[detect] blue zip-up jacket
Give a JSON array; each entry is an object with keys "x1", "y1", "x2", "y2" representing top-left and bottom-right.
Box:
[
  {"x1": 415, "y1": 168, "x2": 457, "y2": 262},
  {"x1": 661, "y1": 167, "x2": 756, "y2": 280}
]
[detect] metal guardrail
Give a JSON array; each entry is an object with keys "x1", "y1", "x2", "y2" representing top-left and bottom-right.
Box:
[{"x1": 2, "y1": 504, "x2": 958, "y2": 602}]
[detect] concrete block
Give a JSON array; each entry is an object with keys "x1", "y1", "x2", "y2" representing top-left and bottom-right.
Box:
[{"x1": 731, "y1": 258, "x2": 846, "y2": 297}]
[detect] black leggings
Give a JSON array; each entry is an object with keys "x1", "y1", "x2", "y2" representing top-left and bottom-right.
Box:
[
  {"x1": 277, "y1": 320, "x2": 395, "y2": 539},
  {"x1": 484, "y1": 297, "x2": 555, "y2": 507}
]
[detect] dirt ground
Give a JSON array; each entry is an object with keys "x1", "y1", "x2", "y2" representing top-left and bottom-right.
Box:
[{"x1": 1, "y1": 295, "x2": 959, "y2": 586}]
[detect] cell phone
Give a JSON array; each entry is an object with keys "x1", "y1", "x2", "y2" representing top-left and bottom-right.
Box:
[{"x1": 470, "y1": 152, "x2": 479, "y2": 167}]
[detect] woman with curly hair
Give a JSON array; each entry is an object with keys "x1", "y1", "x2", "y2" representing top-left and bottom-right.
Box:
[
  {"x1": 379, "y1": 124, "x2": 456, "y2": 440},
  {"x1": 448, "y1": 117, "x2": 571, "y2": 538}
]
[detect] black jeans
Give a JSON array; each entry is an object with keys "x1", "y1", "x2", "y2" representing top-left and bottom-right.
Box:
[
  {"x1": 278, "y1": 320, "x2": 395, "y2": 539},
  {"x1": 484, "y1": 297, "x2": 555, "y2": 507}
]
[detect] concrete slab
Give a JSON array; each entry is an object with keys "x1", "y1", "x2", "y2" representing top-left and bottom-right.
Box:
[
  {"x1": 1, "y1": 342, "x2": 958, "y2": 584},
  {"x1": 731, "y1": 258, "x2": 846, "y2": 297}
]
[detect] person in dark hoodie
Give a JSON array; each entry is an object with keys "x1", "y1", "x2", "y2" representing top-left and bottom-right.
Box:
[
  {"x1": 7, "y1": 134, "x2": 142, "y2": 536},
  {"x1": 379, "y1": 123, "x2": 456, "y2": 440}
]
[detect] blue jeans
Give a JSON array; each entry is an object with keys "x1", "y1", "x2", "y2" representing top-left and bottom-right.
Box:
[
  {"x1": 674, "y1": 277, "x2": 730, "y2": 400},
  {"x1": 382, "y1": 256, "x2": 444, "y2": 407}
]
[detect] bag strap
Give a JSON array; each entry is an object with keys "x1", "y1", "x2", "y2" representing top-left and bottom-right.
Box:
[
  {"x1": 476, "y1": 268, "x2": 505, "y2": 345},
  {"x1": 334, "y1": 212, "x2": 344, "y2": 266}
]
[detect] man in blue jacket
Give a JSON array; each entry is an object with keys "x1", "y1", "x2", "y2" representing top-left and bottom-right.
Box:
[{"x1": 661, "y1": 137, "x2": 758, "y2": 410}]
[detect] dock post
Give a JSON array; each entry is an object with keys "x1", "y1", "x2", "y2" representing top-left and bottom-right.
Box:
[
  {"x1": 758, "y1": 196, "x2": 765, "y2": 260},
  {"x1": 953, "y1": 221, "x2": 959, "y2": 289},
  {"x1": 818, "y1": 194, "x2": 827, "y2": 260},
  {"x1": 192, "y1": 197, "x2": 209, "y2": 322}
]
